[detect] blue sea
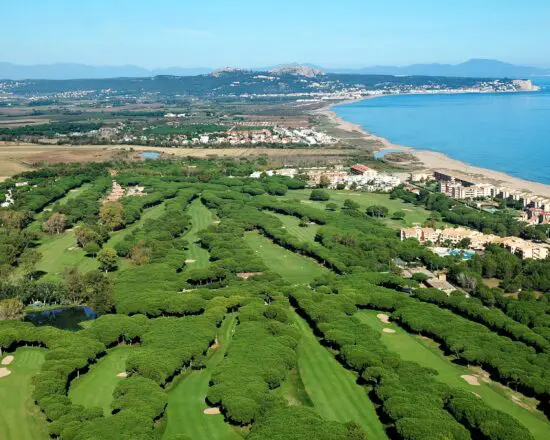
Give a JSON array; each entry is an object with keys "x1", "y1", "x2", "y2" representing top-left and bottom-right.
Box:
[{"x1": 334, "y1": 78, "x2": 550, "y2": 184}]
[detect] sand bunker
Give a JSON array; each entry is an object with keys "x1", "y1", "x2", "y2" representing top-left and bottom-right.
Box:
[
  {"x1": 0, "y1": 367, "x2": 11, "y2": 378},
  {"x1": 185, "y1": 259, "x2": 196, "y2": 263},
  {"x1": 116, "y1": 372, "x2": 129, "y2": 378},
  {"x1": 383, "y1": 328, "x2": 396, "y2": 334},
  {"x1": 1, "y1": 355, "x2": 14, "y2": 366},
  {"x1": 203, "y1": 407, "x2": 221, "y2": 415},
  {"x1": 461, "y1": 375, "x2": 480, "y2": 386},
  {"x1": 377, "y1": 313, "x2": 390, "y2": 324}
]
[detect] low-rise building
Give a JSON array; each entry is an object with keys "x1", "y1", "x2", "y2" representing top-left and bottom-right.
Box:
[{"x1": 350, "y1": 164, "x2": 378, "y2": 179}]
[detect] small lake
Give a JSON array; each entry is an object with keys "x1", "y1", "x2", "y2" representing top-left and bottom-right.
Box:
[
  {"x1": 141, "y1": 151, "x2": 161, "y2": 160},
  {"x1": 25, "y1": 306, "x2": 97, "y2": 331}
]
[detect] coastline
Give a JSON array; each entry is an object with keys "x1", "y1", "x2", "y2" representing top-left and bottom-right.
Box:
[{"x1": 319, "y1": 99, "x2": 550, "y2": 199}]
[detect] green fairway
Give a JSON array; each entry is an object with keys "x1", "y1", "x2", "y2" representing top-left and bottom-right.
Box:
[
  {"x1": 105, "y1": 201, "x2": 168, "y2": 248},
  {"x1": 34, "y1": 230, "x2": 98, "y2": 281},
  {"x1": 356, "y1": 310, "x2": 550, "y2": 440},
  {"x1": 33, "y1": 201, "x2": 169, "y2": 281},
  {"x1": 69, "y1": 346, "x2": 133, "y2": 415},
  {"x1": 292, "y1": 312, "x2": 388, "y2": 439},
  {"x1": 183, "y1": 199, "x2": 214, "y2": 269},
  {"x1": 244, "y1": 231, "x2": 328, "y2": 284},
  {"x1": 286, "y1": 189, "x2": 442, "y2": 229},
  {"x1": 266, "y1": 212, "x2": 320, "y2": 243},
  {"x1": 0, "y1": 348, "x2": 48, "y2": 440},
  {"x1": 26, "y1": 183, "x2": 93, "y2": 233},
  {"x1": 163, "y1": 315, "x2": 242, "y2": 440}
]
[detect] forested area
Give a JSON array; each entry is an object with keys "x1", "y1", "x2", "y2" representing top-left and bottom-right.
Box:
[{"x1": 1, "y1": 159, "x2": 549, "y2": 440}]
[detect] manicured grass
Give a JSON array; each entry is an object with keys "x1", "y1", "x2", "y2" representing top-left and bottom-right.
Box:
[
  {"x1": 69, "y1": 346, "x2": 133, "y2": 415},
  {"x1": 244, "y1": 231, "x2": 328, "y2": 284},
  {"x1": 0, "y1": 348, "x2": 49, "y2": 440},
  {"x1": 105, "y1": 201, "x2": 167, "y2": 248},
  {"x1": 26, "y1": 183, "x2": 93, "y2": 233},
  {"x1": 266, "y1": 212, "x2": 320, "y2": 243},
  {"x1": 286, "y1": 189, "x2": 441, "y2": 229},
  {"x1": 33, "y1": 202, "x2": 169, "y2": 281},
  {"x1": 163, "y1": 315, "x2": 242, "y2": 440},
  {"x1": 34, "y1": 230, "x2": 98, "y2": 281},
  {"x1": 292, "y1": 312, "x2": 388, "y2": 439},
  {"x1": 183, "y1": 199, "x2": 214, "y2": 269},
  {"x1": 355, "y1": 310, "x2": 550, "y2": 440}
]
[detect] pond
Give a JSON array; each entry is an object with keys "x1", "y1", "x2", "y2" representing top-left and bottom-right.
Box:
[
  {"x1": 141, "y1": 151, "x2": 161, "y2": 160},
  {"x1": 25, "y1": 306, "x2": 98, "y2": 331}
]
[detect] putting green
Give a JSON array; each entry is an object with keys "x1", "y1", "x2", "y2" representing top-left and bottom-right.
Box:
[
  {"x1": 356, "y1": 310, "x2": 550, "y2": 440},
  {"x1": 69, "y1": 346, "x2": 133, "y2": 414},
  {"x1": 292, "y1": 312, "x2": 388, "y2": 439},
  {"x1": 163, "y1": 315, "x2": 241, "y2": 440},
  {"x1": 0, "y1": 348, "x2": 48, "y2": 440}
]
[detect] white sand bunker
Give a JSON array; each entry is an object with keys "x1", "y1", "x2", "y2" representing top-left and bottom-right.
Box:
[
  {"x1": 377, "y1": 313, "x2": 390, "y2": 324},
  {"x1": 116, "y1": 372, "x2": 129, "y2": 378},
  {"x1": 185, "y1": 259, "x2": 196, "y2": 264},
  {"x1": 1, "y1": 355, "x2": 14, "y2": 366},
  {"x1": 383, "y1": 328, "x2": 396, "y2": 334},
  {"x1": 203, "y1": 407, "x2": 221, "y2": 415},
  {"x1": 461, "y1": 375, "x2": 480, "y2": 386},
  {"x1": 0, "y1": 367, "x2": 11, "y2": 378}
]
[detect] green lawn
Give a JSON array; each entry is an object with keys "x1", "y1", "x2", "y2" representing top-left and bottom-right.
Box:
[
  {"x1": 292, "y1": 312, "x2": 388, "y2": 439},
  {"x1": 163, "y1": 315, "x2": 242, "y2": 440},
  {"x1": 286, "y1": 189, "x2": 441, "y2": 229},
  {"x1": 266, "y1": 212, "x2": 320, "y2": 243},
  {"x1": 183, "y1": 199, "x2": 214, "y2": 270},
  {"x1": 26, "y1": 183, "x2": 93, "y2": 233},
  {"x1": 34, "y1": 230, "x2": 98, "y2": 281},
  {"x1": 0, "y1": 348, "x2": 49, "y2": 440},
  {"x1": 33, "y1": 201, "x2": 169, "y2": 281},
  {"x1": 244, "y1": 231, "x2": 328, "y2": 284},
  {"x1": 69, "y1": 346, "x2": 133, "y2": 415},
  {"x1": 355, "y1": 310, "x2": 550, "y2": 440}
]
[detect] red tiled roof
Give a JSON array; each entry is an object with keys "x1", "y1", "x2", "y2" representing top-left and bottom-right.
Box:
[{"x1": 351, "y1": 164, "x2": 370, "y2": 172}]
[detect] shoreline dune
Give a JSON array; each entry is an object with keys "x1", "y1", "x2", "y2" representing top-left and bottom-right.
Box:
[{"x1": 321, "y1": 100, "x2": 550, "y2": 199}]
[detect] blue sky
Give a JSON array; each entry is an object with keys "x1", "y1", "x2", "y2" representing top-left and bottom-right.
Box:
[{"x1": 3, "y1": 0, "x2": 549, "y2": 68}]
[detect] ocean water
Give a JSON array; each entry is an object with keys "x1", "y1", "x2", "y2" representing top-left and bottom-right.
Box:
[{"x1": 334, "y1": 78, "x2": 550, "y2": 184}]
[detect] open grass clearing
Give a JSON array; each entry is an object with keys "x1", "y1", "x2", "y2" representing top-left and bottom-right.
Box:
[
  {"x1": 69, "y1": 346, "x2": 133, "y2": 415},
  {"x1": 244, "y1": 231, "x2": 328, "y2": 284},
  {"x1": 355, "y1": 310, "x2": 550, "y2": 440},
  {"x1": 163, "y1": 315, "x2": 242, "y2": 440},
  {"x1": 286, "y1": 189, "x2": 444, "y2": 229},
  {"x1": 265, "y1": 211, "x2": 320, "y2": 243},
  {"x1": 292, "y1": 312, "x2": 388, "y2": 439},
  {"x1": 0, "y1": 348, "x2": 48, "y2": 440}
]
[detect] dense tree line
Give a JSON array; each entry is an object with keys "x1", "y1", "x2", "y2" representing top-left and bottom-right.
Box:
[{"x1": 289, "y1": 285, "x2": 533, "y2": 440}]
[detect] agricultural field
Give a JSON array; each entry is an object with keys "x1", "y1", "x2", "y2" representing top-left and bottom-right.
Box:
[{"x1": 1, "y1": 158, "x2": 550, "y2": 440}]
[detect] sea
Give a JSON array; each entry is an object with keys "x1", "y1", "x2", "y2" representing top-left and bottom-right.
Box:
[{"x1": 333, "y1": 78, "x2": 550, "y2": 184}]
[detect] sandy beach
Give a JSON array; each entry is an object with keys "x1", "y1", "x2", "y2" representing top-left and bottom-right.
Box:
[{"x1": 319, "y1": 101, "x2": 550, "y2": 199}]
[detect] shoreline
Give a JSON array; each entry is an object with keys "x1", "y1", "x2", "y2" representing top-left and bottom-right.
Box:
[{"x1": 319, "y1": 98, "x2": 550, "y2": 199}]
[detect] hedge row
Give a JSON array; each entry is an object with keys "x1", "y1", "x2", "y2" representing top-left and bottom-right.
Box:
[{"x1": 289, "y1": 286, "x2": 534, "y2": 440}]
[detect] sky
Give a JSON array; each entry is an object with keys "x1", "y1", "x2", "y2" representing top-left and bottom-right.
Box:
[{"x1": 3, "y1": 0, "x2": 550, "y2": 68}]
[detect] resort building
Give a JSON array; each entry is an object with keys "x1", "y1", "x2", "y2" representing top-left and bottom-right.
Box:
[
  {"x1": 401, "y1": 225, "x2": 549, "y2": 260},
  {"x1": 350, "y1": 164, "x2": 379, "y2": 179}
]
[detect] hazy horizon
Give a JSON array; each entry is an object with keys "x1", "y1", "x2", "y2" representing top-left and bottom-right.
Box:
[{"x1": 2, "y1": 0, "x2": 549, "y2": 69}]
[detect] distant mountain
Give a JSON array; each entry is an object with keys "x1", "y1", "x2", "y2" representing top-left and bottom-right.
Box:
[
  {"x1": 327, "y1": 59, "x2": 550, "y2": 78},
  {"x1": 0, "y1": 62, "x2": 212, "y2": 80},
  {"x1": 1, "y1": 59, "x2": 548, "y2": 80}
]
